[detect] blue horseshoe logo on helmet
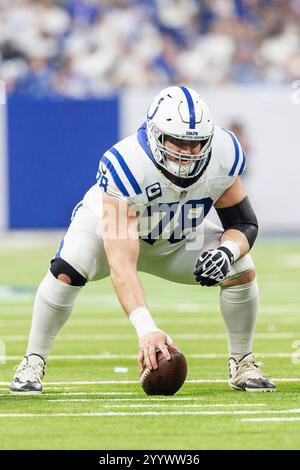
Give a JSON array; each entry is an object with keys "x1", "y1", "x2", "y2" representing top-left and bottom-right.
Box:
[{"x1": 147, "y1": 97, "x2": 165, "y2": 120}]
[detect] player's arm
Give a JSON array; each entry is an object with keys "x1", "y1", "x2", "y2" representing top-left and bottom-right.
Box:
[
  {"x1": 194, "y1": 178, "x2": 258, "y2": 286},
  {"x1": 102, "y1": 191, "x2": 176, "y2": 371},
  {"x1": 215, "y1": 177, "x2": 257, "y2": 257}
]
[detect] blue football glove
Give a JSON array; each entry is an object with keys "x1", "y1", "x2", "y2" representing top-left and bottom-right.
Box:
[{"x1": 194, "y1": 247, "x2": 234, "y2": 286}]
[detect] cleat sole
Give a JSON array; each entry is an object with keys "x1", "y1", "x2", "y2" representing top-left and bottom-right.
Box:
[
  {"x1": 245, "y1": 387, "x2": 276, "y2": 393},
  {"x1": 229, "y1": 383, "x2": 276, "y2": 392}
]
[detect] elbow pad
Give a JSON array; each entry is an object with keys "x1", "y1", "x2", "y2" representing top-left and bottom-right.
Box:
[{"x1": 216, "y1": 196, "x2": 258, "y2": 248}]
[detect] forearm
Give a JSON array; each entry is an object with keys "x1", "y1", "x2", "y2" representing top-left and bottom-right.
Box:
[
  {"x1": 110, "y1": 263, "x2": 147, "y2": 316},
  {"x1": 110, "y1": 264, "x2": 162, "y2": 341},
  {"x1": 216, "y1": 195, "x2": 258, "y2": 261}
]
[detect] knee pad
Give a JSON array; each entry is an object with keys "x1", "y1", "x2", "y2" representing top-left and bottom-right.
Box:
[{"x1": 50, "y1": 258, "x2": 87, "y2": 287}]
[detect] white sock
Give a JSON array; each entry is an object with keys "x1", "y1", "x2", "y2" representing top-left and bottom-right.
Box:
[
  {"x1": 220, "y1": 279, "x2": 259, "y2": 362},
  {"x1": 26, "y1": 271, "x2": 82, "y2": 360}
]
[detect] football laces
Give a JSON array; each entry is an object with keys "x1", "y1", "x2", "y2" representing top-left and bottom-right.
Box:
[{"x1": 140, "y1": 368, "x2": 151, "y2": 385}]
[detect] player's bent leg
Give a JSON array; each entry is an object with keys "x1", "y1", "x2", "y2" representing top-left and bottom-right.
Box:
[
  {"x1": 10, "y1": 265, "x2": 85, "y2": 395},
  {"x1": 10, "y1": 206, "x2": 110, "y2": 395},
  {"x1": 221, "y1": 269, "x2": 256, "y2": 287},
  {"x1": 50, "y1": 257, "x2": 87, "y2": 286},
  {"x1": 220, "y1": 268, "x2": 275, "y2": 392}
]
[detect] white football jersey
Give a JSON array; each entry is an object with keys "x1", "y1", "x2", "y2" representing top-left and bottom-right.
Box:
[{"x1": 83, "y1": 123, "x2": 246, "y2": 256}]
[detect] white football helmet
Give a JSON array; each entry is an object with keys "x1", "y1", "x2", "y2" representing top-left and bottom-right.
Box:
[{"x1": 147, "y1": 85, "x2": 214, "y2": 180}]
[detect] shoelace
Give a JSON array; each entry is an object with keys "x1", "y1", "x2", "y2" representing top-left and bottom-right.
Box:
[
  {"x1": 235, "y1": 359, "x2": 264, "y2": 381},
  {"x1": 14, "y1": 362, "x2": 43, "y2": 384}
]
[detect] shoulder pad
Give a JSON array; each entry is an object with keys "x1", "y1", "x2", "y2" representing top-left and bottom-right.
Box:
[
  {"x1": 96, "y1": 137, "x2": 144, "y2": 200},
  {"x1": 213, "y1": 126, "x2": 246, "y2": 177}
]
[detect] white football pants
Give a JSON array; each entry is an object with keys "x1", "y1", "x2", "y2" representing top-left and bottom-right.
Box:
[{"x1": 57, "y1": 205, "x2": 254, "y2": 284}]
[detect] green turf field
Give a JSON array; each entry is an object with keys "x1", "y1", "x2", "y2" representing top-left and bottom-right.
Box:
[{"x1": 0, "y1": 240, "x2": 300, "y2": 450}]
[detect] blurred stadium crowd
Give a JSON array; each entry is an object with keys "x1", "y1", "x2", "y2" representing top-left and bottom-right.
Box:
[{"x1": 0, "y1": 0, "x2": 300, "y2": 98}]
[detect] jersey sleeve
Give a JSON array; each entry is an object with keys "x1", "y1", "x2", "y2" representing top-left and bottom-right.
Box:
[{"x1": 96, "y1": 145, "x2": 143, "y2": 204}]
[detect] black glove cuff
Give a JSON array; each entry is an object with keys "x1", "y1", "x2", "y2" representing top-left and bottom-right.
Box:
[{"x1": 218, "y1": 246, "x2": 234, "y2": 265}]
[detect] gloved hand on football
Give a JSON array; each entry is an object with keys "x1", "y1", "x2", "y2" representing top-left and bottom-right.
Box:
[{"x1": 194, "y1": 247, "x2": 234, "y2": 286}]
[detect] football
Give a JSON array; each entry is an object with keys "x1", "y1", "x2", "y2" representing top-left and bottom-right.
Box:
[{"x1": 140, "y1": 347, "x2": 188, "y2": 395}]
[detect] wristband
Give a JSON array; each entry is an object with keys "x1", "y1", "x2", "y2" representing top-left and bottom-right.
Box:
[
  {"x1": 129, "y1": 307, "x2": 159, "y2": 338},
  {"x1": 219, "y1": 240, "x2": 241, "y2": 263}
]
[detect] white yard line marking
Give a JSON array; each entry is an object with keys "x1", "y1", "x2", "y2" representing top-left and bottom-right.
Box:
[
  {"x1": 104, "y1": 404, "x2": 267, "y2": 408},
  {"x1": 46, "y1": 401, "x2": 267, "y2": 407},
  {"x1": 45, "y1": 397, "x2": 212, "y2": 402},
  {"x1": 0, "y1": 388, "x2": 79, "y2": 392},
  {"x1": 0, "y1": 382, "x2": 140, "y2": 387},
  {"x1": 1, "y1": 409, "x2": 300, "y2": 418},
  {"x1": 1, "y1": 332, "x2": 299, "y2": 341},
  {"x1": 40, "y1": 387, "x2": 76, "y2": 391},
  {"x1": 0, "y1": 391, "x2": 139, "y2": 395},
  {"x1": 187, "y1": 353, "x2": 296, "y2": 358},
  {"x1": 46, "y1": 393, "x2": 209, "y2": 406},
  {"x1": 47, "y1": 391, "x2": 140, "y2": 395},
  {"x1": 240, "y1": 417, "x2": 300, "y2": 422},
  {"x1": 0, "y1": 391, "x2": 136, "y2": 395},
  {"x1": 183, "y1": 378, "x2": 300, "y2": 383},
  {"x1": 1, "y1": 303, "x2": 300, "y2": 315},
  {"x1": 0, "y1": 352, "x2": 297, "y2": 361},
  {"x1": 0, "y1": 297, "x2": 213, "y2": 311},
  {"x1": 37, "y1": 392, "x2": 140, "y2": 396},
  {"x1": 0, "y1": 318, "x2": 221, "y2": 326},
  {"x1": 1, "y1": 317, "x2": 300, "y2": 327},
  {"x1": 0, "y1": 378, "x2": 300, "y2": 387}
]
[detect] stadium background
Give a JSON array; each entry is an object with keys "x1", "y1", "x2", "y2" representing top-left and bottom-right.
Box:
[
  {"x1": 0, "y1": 0, "x2": 300, "y2": 232},
  {"x1": 0, "y1": 0, "x2": 300, "y2": 451}
]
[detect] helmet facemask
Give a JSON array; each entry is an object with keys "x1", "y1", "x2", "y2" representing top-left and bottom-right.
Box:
[{"x1": 148, "y1": 123, "x2": 213, "y2": 180}]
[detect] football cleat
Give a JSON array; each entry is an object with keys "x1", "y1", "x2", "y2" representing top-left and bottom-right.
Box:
[
  {"x1": 229, "y1": 353, "x2": 276, "y2": 392},
  {"x1": 10, "y1": 354, "x2": 45, "y2": 395}
]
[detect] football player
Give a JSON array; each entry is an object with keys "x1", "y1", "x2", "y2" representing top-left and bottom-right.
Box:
[{"x1": 10, "y1": 86, "x2": 275, "y2": 394}]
